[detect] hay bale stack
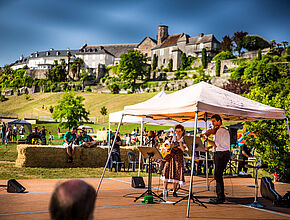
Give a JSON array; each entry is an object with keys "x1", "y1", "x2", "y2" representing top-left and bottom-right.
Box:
[{"x1": 15, "y1": 145, "x2": 140, "y2": 168}]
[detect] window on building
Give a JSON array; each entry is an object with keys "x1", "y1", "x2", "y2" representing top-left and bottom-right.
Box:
[
  {"x1": 213, "y1": 43, "x2": 217, "y2": 49},
  {"x1": 169, "y1": 47, "x2": 172, "y2": 54},
  {"x1": 160, "y1": 49, "x2": 164, "y2": 56},
  {"x1": 200, "y1": 43, "x2": 203, "y2": 50}
]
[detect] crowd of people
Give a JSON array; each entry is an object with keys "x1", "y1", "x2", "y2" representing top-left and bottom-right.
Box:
[{"x1": 1, "y1": 122, "x2": 26, "y2": 144}]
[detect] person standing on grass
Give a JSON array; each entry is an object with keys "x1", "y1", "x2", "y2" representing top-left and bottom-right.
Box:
[
  {"x1": 63, "y1": 127, "x2": 78, "y2": 164},
  {"x1": 1, "y1": 122, "x2": 6, "y2": 144}
]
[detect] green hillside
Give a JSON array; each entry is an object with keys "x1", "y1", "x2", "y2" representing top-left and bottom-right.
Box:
[{"x1": 0, "y1": 92, "x2": 159, "y2": 119}]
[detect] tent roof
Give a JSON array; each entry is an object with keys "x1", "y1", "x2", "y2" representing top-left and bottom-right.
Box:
[
  {"x1": 109, "y1": 91, "x2": 211, "y2": 128},
  {"x1": 7, "y1": 119, "x2": 32, "y2": 133},
  {"x1": 124, "y1": 82, "x2": 286, "y2": 121},
  {"x1": 78, "y1": 125, "x2": 94, "y2": 130},
  {"x1": 8, "y1": 119, "x2": 31, "y2": 125}
]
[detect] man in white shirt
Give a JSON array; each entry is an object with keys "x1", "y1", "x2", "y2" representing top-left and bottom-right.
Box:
[{"x1": 202, "y1": 114, "x2": 230, "y2": 204}]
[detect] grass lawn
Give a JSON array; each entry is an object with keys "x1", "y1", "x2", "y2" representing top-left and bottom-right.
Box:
[
  {"x1": 0, "y1": 91, "x2": 159, "y2": 120},
  {"x1": 0, "y1": 142, "x2": 273, "y2": 180}
]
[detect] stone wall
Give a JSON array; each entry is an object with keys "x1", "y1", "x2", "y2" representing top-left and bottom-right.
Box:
[{"x1": 15, "y1": 145, "x2": 140, "y2": 168}]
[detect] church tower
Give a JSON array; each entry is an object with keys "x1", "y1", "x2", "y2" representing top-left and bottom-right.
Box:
[{"x1": 157, "y1": 25, "x2": 168, "y2": 45}]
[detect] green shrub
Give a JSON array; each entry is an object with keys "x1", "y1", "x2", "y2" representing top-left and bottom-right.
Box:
[
  {"x1": 0, "y1": 94, "x2": 8, "y2": 102},
  {"x1": 273, "y1": 55, "x2": 280, "y2": 62},
  {"x1": 214, "y1": 51, "x2": 235, "y2": 62},
  {"x1": 283, "y1": 54, "x2": 290, "y2": 62},
  {"x1": 168, "y1": 59, "x2": 173, "y2": 72},
  {"x1": 86, "y1": 86, "x2": 92, "y2": 92},
  {"x1": 108, "y1": 83, "x2": 119, "y2": 94},
  {"x1": 201, "y1": 48, "x2": 207, "y2": 68},
  {"x1": 257, "y1": 48, "x2": 262, "y2": 60},
  {"x1": 49, "y1": 106, "x2": 54, "y2": 113},
  {"x1": 216, "y1": 60, "x2": 221, "y2": 76},
  {"x1": 17, "y1": 90, "x2": 21, "y2": 96},
  {"x1": 286, "y1": 46, "x2": 290, "y2": 55},
  {"x1": 242, "y1": 35, "x2": 270, "y2": 51}
]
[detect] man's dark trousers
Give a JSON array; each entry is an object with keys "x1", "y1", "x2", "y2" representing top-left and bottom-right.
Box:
[{"x1": 214, "y1": 151, "x2": 230, "y2": 200}]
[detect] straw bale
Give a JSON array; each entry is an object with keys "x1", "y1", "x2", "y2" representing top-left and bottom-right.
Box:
[{"x1": 15, "y1": 145, "x2": 140, "y2": 168}]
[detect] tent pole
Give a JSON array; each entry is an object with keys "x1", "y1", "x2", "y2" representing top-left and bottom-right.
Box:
[
  {"x1": 108, "y1": 121, "x2": 111, "y2": 154},
  {"x1": 186, "y1": 110, "x2": 199, "y2": 218},
  {"x1": 204, "y1": 113, "x2": 209, "y2": 191},
  {"x1": 286, "y1": 118, "x2": 290, "y2": 137},
  {"x1": 96, "y1": 114, "x2": 124, "y2": 197},
  {"x1": 138, "y1": 119, "x2": 143, "y2": 176}
]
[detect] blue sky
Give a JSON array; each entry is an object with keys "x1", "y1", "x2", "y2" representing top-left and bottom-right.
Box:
[{"x1": 0, "y1": 0, "x2": 289, "y2": 66}]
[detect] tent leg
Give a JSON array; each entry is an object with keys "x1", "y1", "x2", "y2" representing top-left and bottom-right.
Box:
[
  {"x1": 204, "y1": 113, "x2": 209, "y2": 191},
  {"x1": 286, "y1": 118, "x2": 290, "y2": 137},
  {"x1": 96, "y1": 114, "x2": 124, "y2": 197},
  {"x1": 138, "y1": 120, "x2": 143, "y2": 176},
  {"x1": 186, "y1": 111, "x2": 199, "y2": 218}
]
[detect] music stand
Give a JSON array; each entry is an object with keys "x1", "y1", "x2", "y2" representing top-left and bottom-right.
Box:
[
  {"x1": 134, "y1": 146, "x2": 165, "y2": 203},
  {"x1": 173, "y1": 136, "x2": 207, "y2": 208}
]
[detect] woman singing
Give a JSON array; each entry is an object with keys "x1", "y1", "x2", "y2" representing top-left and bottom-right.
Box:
[{"x1": 161, "y1": 124, "x2": 187, "y2": 197}]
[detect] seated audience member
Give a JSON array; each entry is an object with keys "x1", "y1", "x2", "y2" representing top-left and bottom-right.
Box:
[
  {"x1": 49, "y1": 179, "x2": 96, "y2": 220},
  {"x1": 63, "y1": 127, "x2": 78, "y2": 163},
  {"x1": 238, "y1": 144, "x2": 252, "y2": 175},
  {"x1": 110, "y1": 132, "x2": 122, "y2": 164},
  {"x1": 77, "y1": 129, "x2": 97, "y2": 148}
]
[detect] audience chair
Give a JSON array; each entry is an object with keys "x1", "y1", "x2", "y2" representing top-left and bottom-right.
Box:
[
  {"x1": 110, "y1": 153, "x2": 125, "y2": 172},
  {"x1": 127, "y1": 152, "x2": 138, "y2": 172}
]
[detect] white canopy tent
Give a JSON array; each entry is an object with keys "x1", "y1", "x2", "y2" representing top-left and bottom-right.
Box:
[
  {"x1": 108, "y1": 91, "x2": 212, "y2": 176},
  {"x1": 123, "y1": 81, "x2": 289, "y2": 217}
]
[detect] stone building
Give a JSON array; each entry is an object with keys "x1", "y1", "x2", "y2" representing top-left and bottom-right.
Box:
[
  {"x1": 152, "y1": 25, "x2": 220, "y2": 70},
  {"x1": 137, "y1": 37, "x2": 157, "y2": 61}
]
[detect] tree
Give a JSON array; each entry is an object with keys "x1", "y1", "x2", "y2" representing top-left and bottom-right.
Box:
[
  {"x1": 67, "y1": 51, "x2": 72, "y2": 79},
  {"x1": 118, "y1": 49, "x2": 147, "y2": 86},
  {"x1": 201, "y1": 48, "x2": 207, "y2": 68},
  {"x1": 52, "y1": 92, "x2": 90, "y2": 129},
  {"x1": 257, "y1": 48, "x2": 262, "y2": 60},
  {"x1": 49, "y1": 106, "x2": 54, "y2": 113},
  {"x1": 71, "y1": 57, "x2": 84, "y2": 80},
  {"x1": 242, "y1": 35, "x2": 270, "y2": 51},
  {"x1": 152, "y1": 54, "x2": 158, "y2": 71},
  {"x1": 100, "y1": 106, "x2": 107, "y2": 122},
  {"x1": 219, "y1": 35, "x2": 233, "y2": 52},
  {"x1": 180, "y1": 52, "x2": 187, "y2": 70},
  {"x1": 168, "y1": 58, "x2": 173, "y2": 72},
  {"x1": 232, "y1": 31, "x2": 248, "y2": 55},
  {"x1": 216, "y1": 60, "x2": 221, "y2": 76},
  {"x1": 281, "y1": 41, "x2": 288, "y2": 49},
  {"x1": 48, "y1": 65, "x2": 67, "y2": 82},
  {"x1": 227, "y1": 55, "x2": 290, "y2": 182}
]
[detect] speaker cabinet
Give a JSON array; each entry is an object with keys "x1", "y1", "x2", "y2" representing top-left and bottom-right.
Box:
[
  {"x1": 7, "y1": 179, "x2": 26, "y2": 193},
  {"x1": 131, "y1": 177, "x2": 145, "y2": 188}
]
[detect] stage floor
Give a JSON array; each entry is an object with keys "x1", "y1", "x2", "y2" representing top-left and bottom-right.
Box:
[{"x1": 0, "y1": 175, "x2": 289, "y2": 219}]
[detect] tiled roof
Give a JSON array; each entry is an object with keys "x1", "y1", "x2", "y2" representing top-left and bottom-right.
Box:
[
  {"x1": 153, "y1": 33, "x2": 183, "y2": 49},
  {"x1": 85, "y1": 43, "x2": 138, "y2": 58},
  {"x1": 76, "y1": 47, "x2": 115, "y2": 57},
  {"x1": 188, "y1": 34, "x2": 215, "y2": 45},
  {"x1": 29, "y1": 49, "x2": 79, "y2": 59}
]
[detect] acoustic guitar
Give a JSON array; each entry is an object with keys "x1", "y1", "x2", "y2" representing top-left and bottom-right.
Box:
[{"x1": 160, "y1": 143, "x2": 180, "y2": 160}]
